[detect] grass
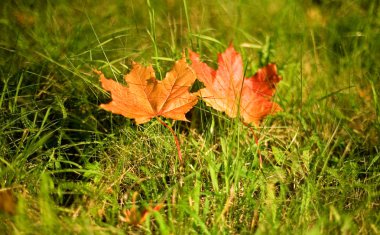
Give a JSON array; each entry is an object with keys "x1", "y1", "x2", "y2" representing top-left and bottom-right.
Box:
[{"x1": 0, "y1": 0, "x2": 379, "y2": 234}]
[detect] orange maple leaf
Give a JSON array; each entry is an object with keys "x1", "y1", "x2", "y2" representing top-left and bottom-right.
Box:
[
  {"x1": 189, "y1": 45, "x2": 282, "y2": 126},
  {"x1": 120, "y1": 204, "x2": 163, "y2": 225},
  {"x1": 97, "y1": 57, "x2": 198, "y2": 124},
  {"x1": 120, "y1": 192, "x2": 163, "y2": 225}
]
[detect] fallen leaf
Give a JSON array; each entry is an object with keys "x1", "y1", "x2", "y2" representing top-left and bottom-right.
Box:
[
  {"x1": 98, "y1": 57, "x2": 198, "y2": 124},
  {"x1": 120, "y1": 204, "x2": 163, "y2": 225},
  {"x1": 189, "y1": 45, "x2": 282, "y2": 125},
  {"x1": 120, "y1": 192, "x2": 163, "y2": 225},
  {"x1": 13, "y1": 10, "x2": 35, "y2": 28},
  {"x1": 0, "y1": 188, "x2": 17, "y2": 215}
]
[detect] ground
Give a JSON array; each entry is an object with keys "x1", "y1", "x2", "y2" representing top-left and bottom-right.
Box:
[{"x1": 0, "y1": 0, "x2": 379, "y2": 234}]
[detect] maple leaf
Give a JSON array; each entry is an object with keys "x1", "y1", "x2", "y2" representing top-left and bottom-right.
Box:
[
  {"x1": 119, "y1": 192, "x2": 163, "y2": 225},
  {"x1": 189, "y1": 45, "x2": 282, "y2": 126},
  {"x1": 120, "y1": 204, "x2": 163, "y2": 225},
  {"x1": 97, "y1": 57, "x2": 198, "y2": 125}
]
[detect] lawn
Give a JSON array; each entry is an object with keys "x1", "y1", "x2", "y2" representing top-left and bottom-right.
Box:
[{"x1": 0, "y1": 0, "x2": 379, "y2": 234}]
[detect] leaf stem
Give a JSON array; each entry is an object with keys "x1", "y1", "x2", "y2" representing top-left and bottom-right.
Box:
[{"x1": 157, "y1": 118, "x2": 183, "y2": 163}]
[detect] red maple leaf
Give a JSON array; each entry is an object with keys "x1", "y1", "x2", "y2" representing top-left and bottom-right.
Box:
[{"x1": 189, "y1": 45, "x2": 282, "y2": 125}]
